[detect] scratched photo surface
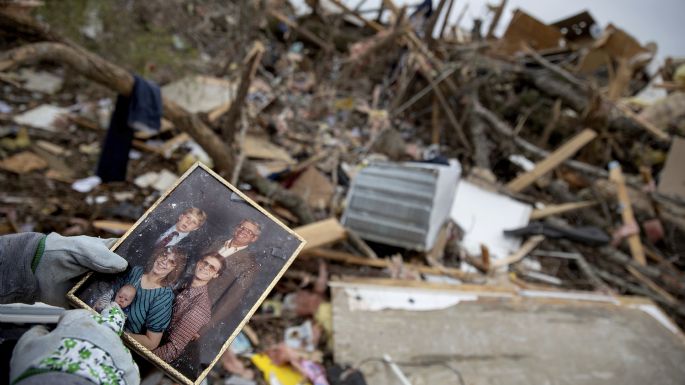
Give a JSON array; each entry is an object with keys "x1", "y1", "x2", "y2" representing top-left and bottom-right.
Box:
[{"x1": 73, "y1": 166, "x2": 303, "y2": 383}]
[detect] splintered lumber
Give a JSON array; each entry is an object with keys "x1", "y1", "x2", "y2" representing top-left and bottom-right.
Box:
[
  {"x1": 615, "y1": 102, "x2": 671, "y2": 142},
  {"x1": 472, "y1": 99, "x2": 608, "y2": 180},
  {"x1": 486, "y1": 0, "x2": 507, "y2": 39},
  {"x1": 627, "y1": 266, "x2": 680, "y2": 305},
  {"x1": 438, "y1": 0, "x2": 456, "y2": 39},
  {"x1": 92, "y1": 220, "x2": 133, "y2": 234},
  {"x1": 295, "y1": 218, "x2": 347, "y2": 252},
  {"x1": 608, "y1": 161, "x2": 646, "y2": 265},
  {"x1": 304, "y1": 248, "x2": 473, "y2": 280},
  {"x1": 424, "y1": 0, "x2": 448, "y2": 41},
  {"x1": 328, "y1": 0, "x2": 384, "y2": 32},
  {"x1": 490, "y1": 235, "x2": 545, "y2": 269},
  {"x1": 218, "y1": 42, "x2": 264, "y2": 140},
  {"x1": 266, "y1": 9, "x2": 333, "y2": 52},
  {"x1": 529, "y1": 201, "x2": 598, "y2": 220},
  {"x1": 506, "y1": 128, "x2": 597, "y2": 193},
  {"x1": 347, "y1": 229, "x2": 378, "y2": 259}
]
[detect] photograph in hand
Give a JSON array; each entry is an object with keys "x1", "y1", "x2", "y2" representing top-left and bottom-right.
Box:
[{"x1": 68, "y1": 162, "x2": 305, "y2": 385}]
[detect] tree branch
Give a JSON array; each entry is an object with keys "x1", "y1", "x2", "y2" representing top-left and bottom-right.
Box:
[{"x1": 0, "y1": 42, "x2": 313, "y2": 223}]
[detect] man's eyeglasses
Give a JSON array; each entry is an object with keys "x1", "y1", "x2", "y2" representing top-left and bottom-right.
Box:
[
  {"x1": 236, "y1": 225, "x2": 257, "y2": 237},
  {"x1": 198, "y1": 259, "x2": 219, "y2": 273}
]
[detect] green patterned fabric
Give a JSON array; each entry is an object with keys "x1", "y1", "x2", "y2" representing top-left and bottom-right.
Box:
[
  {"x1": 14, "y1": 304, "x2": 132, "y2": 385},
  {"x1": 34, "y1": 337, "x2": 125, "y2": 385}
]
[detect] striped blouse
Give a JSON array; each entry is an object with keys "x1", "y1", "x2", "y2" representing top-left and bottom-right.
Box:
[{"x1": 116, "y1": 266, "x2": 174, "y2": 334}]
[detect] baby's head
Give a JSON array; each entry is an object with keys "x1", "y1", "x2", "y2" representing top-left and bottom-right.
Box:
[{"x1": 115, "y1": 284, "x2": 136, "y2": 309}]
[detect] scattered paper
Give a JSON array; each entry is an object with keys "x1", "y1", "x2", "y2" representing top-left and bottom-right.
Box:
[
  {"x1": 71, "y1": 176, "x2": 102, "y2": 193},
  {"x1": 16, "y1": 69, "x2": 63, "y2": 94},
  {"x1": 152, "y1": 169, "x2": 179, "y2": 191},
  {"x1": 13, "y1": 105, "x2": 69, "y2": 131},
  {"x1": 244, "y1": 135, "x2": 295, "y2": 164},
  {"x1": 161, "y1": 75, "x2": 236, "y2": 114},
  {"x1": 450, "y1": 180, "x2": 532, "y2": 260}
]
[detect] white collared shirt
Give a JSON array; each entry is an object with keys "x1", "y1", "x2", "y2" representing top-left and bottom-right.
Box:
[
  {"x1": 156, "y1": 225, "x2": 189, "y2": 246},
  {"x1": 218, "y1": 238, "x2": 248, "y2": 257}
]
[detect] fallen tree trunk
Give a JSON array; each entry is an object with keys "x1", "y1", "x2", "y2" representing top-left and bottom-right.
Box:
[{"x1": 0, "y1": 42, "x2": 313, "y2": 223}]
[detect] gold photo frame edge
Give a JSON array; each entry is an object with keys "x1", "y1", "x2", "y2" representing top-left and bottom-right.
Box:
[{"x1": 67, "y1": 161, "x2": 307, "y2": 385}]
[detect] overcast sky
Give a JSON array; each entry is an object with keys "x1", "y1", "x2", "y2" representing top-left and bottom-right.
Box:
[{"x1": 303, "y1": 0, "x2": 684, "y2": 66}]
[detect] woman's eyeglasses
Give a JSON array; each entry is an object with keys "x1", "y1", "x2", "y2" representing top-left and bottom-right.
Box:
[{"x1": 157, "y1": 254, "x2": 178, "y2": 266}]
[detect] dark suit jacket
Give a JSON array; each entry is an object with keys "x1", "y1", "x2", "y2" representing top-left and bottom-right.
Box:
[{"x1": 115, "y1": 216, "x2": 207, "y2": 266}]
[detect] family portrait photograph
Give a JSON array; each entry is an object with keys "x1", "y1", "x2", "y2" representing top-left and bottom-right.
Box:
[{"x1": 68, "y1": 163, "x2": 305, "y2": 385}]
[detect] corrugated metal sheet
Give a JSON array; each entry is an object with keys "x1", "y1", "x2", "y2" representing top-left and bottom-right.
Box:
[{"x1": 342, "y1": 160, "x2": 460, "y2": 251}]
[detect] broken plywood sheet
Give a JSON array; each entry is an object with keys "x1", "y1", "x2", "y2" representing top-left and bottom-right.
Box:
[
  {"x1": 331, "y1": 280, "x2": 685, "y2": 385},
  {"x1": 658, "y1": 136, "x2": 685, "y2": 199},
  {"x1": 450, "y1": 180, "x2": 532, "y2": 260},
  {"x1": 289, "y1": 167, "x2": 334, "y2": 210},
  {"x1": 294, "y1": 218, "x2": 346, "y2": 252},
  {"x1": 0, "y1": 151, "x2": 47, "y2": 173},
  {"x1": 161, "y1": 75, "x2": 237, "y2": 114},
  {"x1": 578, "y1": 24, "x2": 650, "y2": 74},
  {"x1": 13, "y1": 104, "x2": 69, "y2": 131},
  {"x1": 244, "y1": 135, "x2": 295, "y2": 164},
  {"x1": 498, "y1": 9, "x2": 563, "y2": 55},
  {"x1": 595, "y1": 23, "x2": 649, "y2": 62}
]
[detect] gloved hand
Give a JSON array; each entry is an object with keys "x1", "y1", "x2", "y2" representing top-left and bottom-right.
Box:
[
  {"x1": 10, "y1": 304, "x2": 140, "y2": 385},
  {"x1": 35, "y1": 233, "x2": 127, "y2": 307}
]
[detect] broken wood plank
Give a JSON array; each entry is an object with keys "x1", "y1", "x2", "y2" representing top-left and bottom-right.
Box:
[
  {"x1": 159, "y1": 133, "x2": 191, "y2": 157},
  {"x1": 438, "y1": 0, "x2": 456, "y2": 39},
  {"x1": 609, "y1": 161, "x2": 646, "y2": 265},
  {"x1": 426, "y1": 221, "x2": 451, "y2": 262},
  {"x1": 615, "y1": 102, "x2": 671, "y2": 142},
  {"x1": 506, "y1": 128, "x2": 597, "y2": 193},
  {"x1": 486, "y1": 0, "x2": 507, "y2": 39},
  {"x1": 431, "y1": 95, "x2": 440, "y2": 144},
  {"x1": 490, "y1": 235, "x2": 545, "y2": 269},
  {"x1": 92, "y1": 220, "x2": 133, "y2": 234},
  {"x1": 627, "y1": 266, "x2": 679, "y2": 305},
  {"x1": 529, "y1": 201, "x2": 598, "y2": 220},
  {"x1": 306, "y1": 248, "x2": 473, "y2": 280},
  {"x1": 347, "y1": 229, "x2": 378, "y2": 259},
  {"x1": 424, "y1": 0, "x2": 448, "y2": 42},
  {"x1": 0, "y1": 151, "x2": 47, "y2": 173},
  {"x1": 472, "y1": 99, "x2": 609, "y2": 180},
  {"x1": 267, "y1": 9, "x2": 334, "y2": 51},
  {"x1": 35, "y1": 139, "x2": 68, "y2": 156},
  {"x1": 328, "y1": 0, "x2": 384, "y2": 32},
  {"x1": 220, "y1": 41, "x2": 264, "y2": 140},
  {"x1": 294, "y1": 218, "x2": 347, "y2": 252}
]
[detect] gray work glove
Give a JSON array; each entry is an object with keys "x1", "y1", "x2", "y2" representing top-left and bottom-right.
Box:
[
  {"x1": 10, "y1": 304, "x2": 140, "y2": 385},
  {"x1": 35, "y1": 233, "x2": 127, "y2": 308}
]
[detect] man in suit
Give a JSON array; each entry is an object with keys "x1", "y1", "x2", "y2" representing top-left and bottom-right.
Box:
[
  {"x1": 206, "y1": 219, "x2": 262, "y2": 330},
  {"x1": 115, "y1": 207, "x2": 208, "y2": 264}
]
